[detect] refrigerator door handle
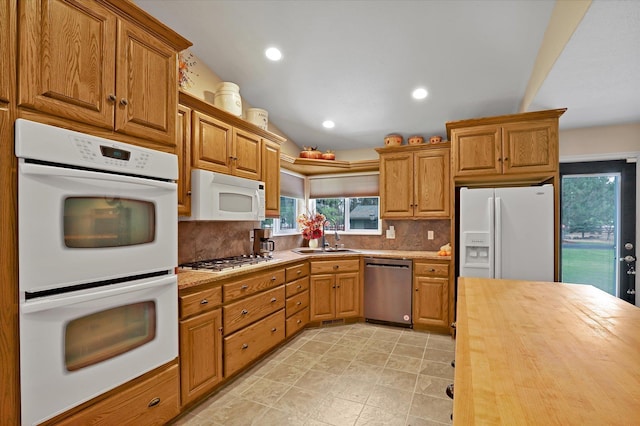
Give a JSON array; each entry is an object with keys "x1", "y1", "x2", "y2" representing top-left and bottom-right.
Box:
[
  {"x1": 494, "y1": 196, "x2": 502, "y2": 279},
  {"x1": 488, "y1": 196, "x2": 495, "y2": 278}
]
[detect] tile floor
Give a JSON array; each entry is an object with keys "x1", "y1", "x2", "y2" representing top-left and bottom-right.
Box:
[{"x1": 172, "y1": 322, "x2": 455, "y2": 426}]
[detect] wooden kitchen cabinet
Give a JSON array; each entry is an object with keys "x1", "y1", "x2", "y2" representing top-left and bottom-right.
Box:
[
  {"x1": 262, "y1": 138, "x2": 281, "y2": 217},
  {"x1": 192, "y1": 111, "x2": 261, "y2": 180},
  {"x1": 177, "y1": 104, "x2": 192, "y2": 216},
  {"x1": 18, "y1": 0, "x2": 191, "y2": 147},
  {"x1": 447, "y1": 109, "x2": 566, "y2": 180},
  {"x1": 178, "y1": 285, "x2": 223, "y2": 406},
  {"x1": 377, "y1": 145, "x2": 450, "y2": 219},
  {"x1": 284, "y1": 262, "x2": 310, "y2": 337},
  {"x1": 310, "y1": 258, "x2": 361, "y2": 321},
  {"x1": 0, "y1": 0, "x2": 14, "y2": 104},
  {"x1": 50, "y1": 362, "x2": 180, "y2": 426},
  {"x1": 413, "y1": 261, "x2": 450, "y2": 330}
]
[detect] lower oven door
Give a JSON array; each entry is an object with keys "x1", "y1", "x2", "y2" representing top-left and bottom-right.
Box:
[{"x1": 20, "y1": 275, "x2": 178, "y2": 426}]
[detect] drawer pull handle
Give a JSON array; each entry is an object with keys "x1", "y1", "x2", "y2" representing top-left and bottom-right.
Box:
[
  {"x1": 296, "y1": 301, "x2": 302, "y2": 306},
  {"x1": 333, "y1": 265, "x2": 339, "y2": 269},
  {"x1": 242, "y1": 343, "x2": 249, "y2": 350},
  {"x1": 297, "y1": 270, "x2": 301, "y2": 275},
  {"x1": 271, "y1": 327, "x2": 277, "y2": 332},
  {"x1": 296, "y1": 319, "x2": 302, "y2": 324},
  {"x1": 429, "y1": 268, "x2": 436, "y2": 272},
  {"x1": 271, "y1": 297, "x2": 277, "y2": 303},
  {"x1": 148, "y1": 397, "x2": 161, "y2": 408},
  {"x1": 241, "y1": 285, "x2": 249, "y2": 290},
  {"x1": 271, "y1": 276, "x2": 277, "y2": 281},
  {"x1": 296, "y1": 285, "x2": 302, "y2": 289},
  {"x1": 241, "y1": 309, "x2": 249, "y2": 315},
  {"x1": 200, "y1": 299, "x2": 208, "y2": 305}
]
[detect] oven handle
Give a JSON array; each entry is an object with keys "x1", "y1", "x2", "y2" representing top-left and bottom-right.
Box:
[
  {"x1": 21, "y1": 275, "x2": 176, "y2": 314},
  {"x1": 19, "y1": 162, "x2": 176, "y2": 190}
]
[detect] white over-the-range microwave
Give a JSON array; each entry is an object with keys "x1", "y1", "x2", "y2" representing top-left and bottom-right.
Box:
[{"x1": 183, "y1": 169, "x2": 266, "y2": 221}]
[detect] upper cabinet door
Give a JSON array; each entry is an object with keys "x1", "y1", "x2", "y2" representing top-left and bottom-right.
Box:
[
  {"x1": 115, "y1": 20, "x2": 177, "y2": 146},
  {"x1": 262, "y1": 139, "x2": 281, "y2": 217},
  {"x1": 414, "y1": 149, "x2": 450, "y2": 218},
  {"x1": 19, "y1": 0, "x2": 116, "y2": 128},
  {"x1": 379, "y1": 152, "x2": 414, "y2": 218},
  {"x1": 502, "y1": 119, "x2": 557, "y2": 175},
  {"x1": 232, "y1": 128, "x2": 261, "y2": 180},
  {"x1": 0, "y1": 0, "x2": 15, "y2": 104},
  {"x1": 451, "y1": 125, "x2": 502, "y2": 176},
  {"x1": 191, "y1": 111, "x2": 233, "y2": 174}
]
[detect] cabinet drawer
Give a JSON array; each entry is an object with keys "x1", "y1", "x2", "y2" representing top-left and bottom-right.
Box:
[
  {"x1": 179, "y1": 286, "x2": 222, "y2": 319},
  {"x1": 286, "y1": 307, "x2": 309, "y2": 338},
  {"x1": 286, "y1": 289, "x2": 309, "y2": 316},
  {"x1": 311, "y1": 259, "x2": 360, "y2": 274},
  {"x1": 223, "y1": 269, "x2": 285, "y2": 301},
  {"x1": 56, "y1": 364, "x2": 179, "y2": 426},
  {"x1": 414, "y1": 262, "x2": 449, "y2": 277},
  {"x1": 285, "y1": 276, "x2": 309, "y2": 297},
  {"x1": 285, "y1": 262, "x2": 309, "y2": 281},
  {"x1": 224, "y1": 309, "x2": 285, "y2": 377},
  {"x1": 223, "y1": 285, "x2": 285, "y2": 335}
]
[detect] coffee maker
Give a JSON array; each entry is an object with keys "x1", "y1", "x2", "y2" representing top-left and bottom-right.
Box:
[{"x1": 253, "y1": 228, "x2": 275, "y2": 255}]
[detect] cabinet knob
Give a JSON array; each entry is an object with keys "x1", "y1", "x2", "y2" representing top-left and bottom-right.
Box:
[
  {"x1": 332, "y1": 285, "x2": 336, "y2": 289},
  {"x1": 241, "y1": 343, "x2": 249, "y2": 350},
  {"x1": 271, "y1": 297, "x2": 277, "y2": 303},
  {"x1": 187, "y1": 191, "x2": 192, "y2": 196},
  {"x1": 218, "y1": 327, "x2": 223, "y2": 334},
  {"x1": 241, "y1": 285, "x2": 249, "y2": 290},
  {"x1": 503, "y1": 157, "x2": 509, "y2": 161},
  {"x1": 271, "y1": 276, "x2": 277, "y2": 281},
  {"x1": 119, "y1": 98, "x2": 128, "y2": 106},
  {"x1": 429, "y1": 268, "x2": 436, "y2": 272},
  {"x1": 415, "y1": 288, "x2": 419, "y2": 292},
  {"x1": 498, "y1": 157, "x2": 503, "y2": 162},
  {"x1": 200, "y1": 299, "x2": 208, "y2": 305},
  {"x1": 296, "y1": 285, "x2": 302, "y2": 289},
  {"x1": 241, "y1": 309, "x2": 249, "y2": 315},
  {"x1": 271, "y1": 327, "x2": 277, "y2": 332},
  {"x1": 333, "y1": 265, "x2": 339, "y2": 269},
  {"x1": 296, "y1": 301, "x2": 302, "y2": 306},
  {"x1": 297, "y1": 270, "x2": 301, "y2": 275},
  {"x1": 336, "y1": 285, "x2": 340, "y2": 288},
  {"x1": 147, "y1": 397, "x2": 161, "y2": 408},
  {"x1": 296, "y1": 319, "x2": 302, "y2": 324},
  {"x1": 107, "y1": 94, "x2": 116, "y2": 102}
]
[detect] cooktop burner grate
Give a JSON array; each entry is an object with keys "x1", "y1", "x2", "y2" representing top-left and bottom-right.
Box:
[{"x1": 179, "y1": 254, "x2": 273, "y2": 272}]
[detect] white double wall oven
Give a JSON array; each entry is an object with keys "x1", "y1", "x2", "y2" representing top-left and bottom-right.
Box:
[{"x1": 16, "y1": 119, "x2": 179, "y2": 425}]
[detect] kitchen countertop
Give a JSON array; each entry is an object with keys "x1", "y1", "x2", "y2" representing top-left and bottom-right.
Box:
[
  {"x1": 454, "y1": 277, "x2": 640, "y2": 424},
  {"x1": 178, "y1": 249, "x2": 449, "y2": 290}
]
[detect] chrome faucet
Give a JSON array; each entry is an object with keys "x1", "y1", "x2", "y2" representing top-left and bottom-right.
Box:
[{"x1": 321, "y1": 219, "x2": 341, "y2": 250}]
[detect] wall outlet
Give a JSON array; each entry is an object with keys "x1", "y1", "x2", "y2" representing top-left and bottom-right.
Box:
[
  {"x1": 428, "y1": 230, "x2": 434, "y2": 240},
  {"x1": 386, "y1": 225, "x2": 396, "y2": 239}
]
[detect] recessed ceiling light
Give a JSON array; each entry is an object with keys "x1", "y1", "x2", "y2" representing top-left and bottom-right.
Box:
[
  {"x1": 265, "y1": 47, "x2": 282, "y2": 61},
  {"x1": 412, "y1": 87, "x2": 428, "y2": 100},
  {"x1": 322, "y1": 120, "x2": 335, "y2": 129}
]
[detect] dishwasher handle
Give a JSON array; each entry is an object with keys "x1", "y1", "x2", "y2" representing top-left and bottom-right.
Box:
[{"x1": 365, "y1": 263, "x2": 410, "y2": 269}]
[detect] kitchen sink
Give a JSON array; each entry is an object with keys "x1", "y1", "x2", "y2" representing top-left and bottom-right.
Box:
[{"x1": 291, "y1": 248, "x2": 360, "y2": 255}]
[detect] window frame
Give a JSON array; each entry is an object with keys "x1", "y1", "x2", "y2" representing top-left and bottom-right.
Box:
[{"x1": 309, "y1": 196, "x2": 382, "y2": 236}]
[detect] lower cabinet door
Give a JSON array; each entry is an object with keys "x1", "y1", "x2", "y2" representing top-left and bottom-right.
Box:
[
  {"x1": 310, "y1": 274, "x2": 335, "y2": 321},
  {"x1": 179, "y1": 308, "x2": 223, "y2": 406},
  {"x1": 224, "y1": 309, "x2": 285, "y2": 377},
  {"x1": 413, "y1": 277, "x2": 449, "y2": 328}
]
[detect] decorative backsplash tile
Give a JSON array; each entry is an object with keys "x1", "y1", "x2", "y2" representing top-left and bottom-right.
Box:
[{"x1": 179, "y1": 219, "x2": 451, "y2": 264}]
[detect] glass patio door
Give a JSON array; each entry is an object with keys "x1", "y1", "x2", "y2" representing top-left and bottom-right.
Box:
[{"x1": 560, "y1": 160, "x2": 636, "y2": 304}]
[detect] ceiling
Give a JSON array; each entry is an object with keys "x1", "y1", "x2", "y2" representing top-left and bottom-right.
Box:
[{"x1": 136, "y1": 0, "x2": 640, "y2": 152}]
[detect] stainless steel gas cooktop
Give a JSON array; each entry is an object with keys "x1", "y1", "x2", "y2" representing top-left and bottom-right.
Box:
[{"x1": 179, "y1": 254, "x2": 273, "y2": 272}]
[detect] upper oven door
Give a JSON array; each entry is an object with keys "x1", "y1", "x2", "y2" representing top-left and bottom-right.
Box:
[{"x1": 18, "y1": 160, "x2": 177, "y2": 295}]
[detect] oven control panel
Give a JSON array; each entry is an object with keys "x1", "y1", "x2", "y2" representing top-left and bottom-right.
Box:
[{"x1": 15, "y1": 119, "x2": 177, "y2": 180}]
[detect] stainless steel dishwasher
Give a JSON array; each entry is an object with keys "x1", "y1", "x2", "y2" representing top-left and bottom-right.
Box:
[{"x1": 364, "y1": 257, "x2": 413, "y2": 328}]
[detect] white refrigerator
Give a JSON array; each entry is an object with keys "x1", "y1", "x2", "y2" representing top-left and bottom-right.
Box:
[{"x1": 459, "y1": 184, "x2": 554, "y2": 281}]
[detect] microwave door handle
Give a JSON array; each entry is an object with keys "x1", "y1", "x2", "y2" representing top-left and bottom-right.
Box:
[
  {"x1": 21, "y1": 275, "x2": 176, "y2": 314},
  {"x1": 19, "y1": 162, "x2": 176, "y2": 191}
]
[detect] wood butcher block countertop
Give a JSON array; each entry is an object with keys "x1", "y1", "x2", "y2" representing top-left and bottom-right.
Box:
[
  {"x1": 178, "y1": 249, "x2": 447, "y2": 290},
  {"x1": 454, "y1": 277, "x2": 640, "y2": 425}
]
